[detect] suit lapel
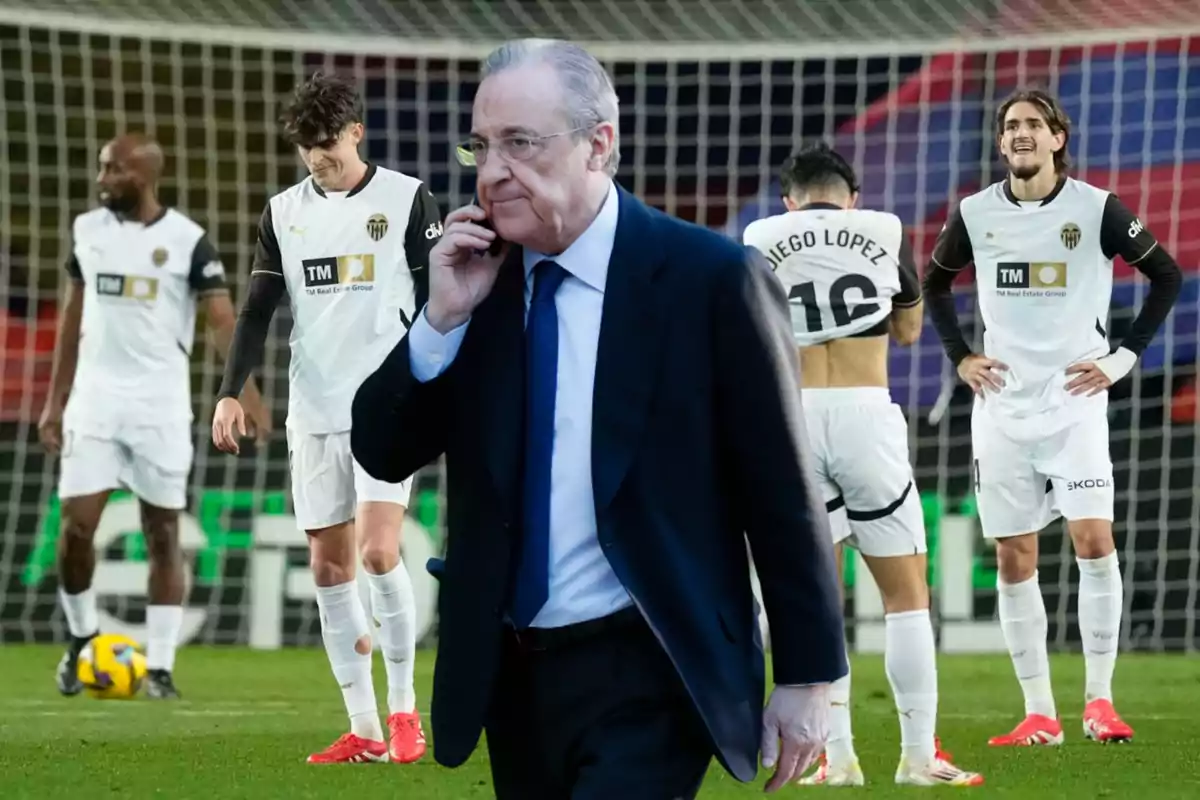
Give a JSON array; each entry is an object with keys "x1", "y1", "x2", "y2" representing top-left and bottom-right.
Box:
[
  {"x1": 480, "y1": 249, "x2": 526, "y2": 521},
  {"x1": 591, "y1": 188, "x2": 667, "y2": 514}
]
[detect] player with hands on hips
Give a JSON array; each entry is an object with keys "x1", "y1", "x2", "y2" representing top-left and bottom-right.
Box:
[
  {"x1": 957, "y1": 352, "x2": 1008, "y2": 396},
  {"x1": 923, "y1": 88, "x2": 1182, "y2": 748},
  {"x1": 957, "y1": 333, "x2": 1132, "y2": 401}
]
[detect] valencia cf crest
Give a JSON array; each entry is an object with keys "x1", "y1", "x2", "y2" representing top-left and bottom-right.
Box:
[
  {"x1": 151, "y1": 246, "x2": 169, "y2": 267},
  {"x1": 1060, "y1": 222, "x2": 1081, "y2": 251},
  {"x1": 366, "y1": 213, "x2": 389, "y2": 242}
]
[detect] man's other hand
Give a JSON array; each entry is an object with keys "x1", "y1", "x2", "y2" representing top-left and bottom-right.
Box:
[{"x1": 760, "y1": 683, "x2": 830, "y2": 792}]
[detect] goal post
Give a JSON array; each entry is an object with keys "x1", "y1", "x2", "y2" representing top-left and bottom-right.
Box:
[{"x1": 1, "y1": 1, "x2": 1198, "y2": 653}]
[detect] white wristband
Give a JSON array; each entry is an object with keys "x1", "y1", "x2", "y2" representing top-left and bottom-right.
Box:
[{"x1": 1093, "y1": 347, "x2": 1138, "y2": 384}]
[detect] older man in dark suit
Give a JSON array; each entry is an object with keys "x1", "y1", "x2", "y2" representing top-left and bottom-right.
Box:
[{"x1": 352, "y1": 37, "x2": 847, "y2": 799}]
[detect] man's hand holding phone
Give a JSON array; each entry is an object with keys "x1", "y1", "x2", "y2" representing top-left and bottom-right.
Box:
[{"x1": 425, "y1": 202, "x2": 509, "y2": 334}]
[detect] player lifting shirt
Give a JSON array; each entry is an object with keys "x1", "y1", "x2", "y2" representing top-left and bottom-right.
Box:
[
  {"x1": 212, "y1": 73, "x2": 443, "y2": 765},
  {"x1": 744, "y1": 142, "x2": 982, "y2": 787},
  {"x1": 923, "y1": 88, "x2": 1182, "y2": 747}
]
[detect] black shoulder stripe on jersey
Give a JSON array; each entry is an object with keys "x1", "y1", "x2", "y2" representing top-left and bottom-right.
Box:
[
  {"x1": 403, "y1": 184, "x2": 443, "y2": 315},
  {"x1": 1099, "y1": 193, "x2": 1159, "y2": 263},
  {"x1": 930, "y1": 204, "x2": 972, "y2": 272},
  {"x1": 188, "y1": 235, "x2": 228, "y2": 294},
  {"x1": 925, "y1": 202, "x2": 974, "y2": 365},
  {"x1": 253, "y1": 203, "x2": 283, "y2": 277},
  {"x1": 65, "y1": 252, "x2": 84, "y2": 282}
]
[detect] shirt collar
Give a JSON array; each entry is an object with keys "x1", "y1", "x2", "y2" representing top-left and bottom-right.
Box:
[
  {"x1": 312, "y1": 163, "x2": 377, "y2": 199},
  {"x1": 1002, "y1": 174, "x2": 1067, "y2": 207},
  {"x1": 523, "y1": 179, "x2": 618, "y2": 292}
]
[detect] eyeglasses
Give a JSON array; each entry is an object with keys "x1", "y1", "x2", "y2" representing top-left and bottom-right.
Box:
[{"x1": 455, "y1": 127, "x2": 590, "y2": 167}]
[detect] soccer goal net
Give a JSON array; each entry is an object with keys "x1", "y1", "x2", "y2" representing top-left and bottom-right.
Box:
[{"x1": 2, "y1": 0, "x2": 1198, "y2": 653}]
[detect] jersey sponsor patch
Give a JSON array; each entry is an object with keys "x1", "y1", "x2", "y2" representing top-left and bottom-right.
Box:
[
  {"x1": 301, "y1": 254, "x2": 375, "y2": 293},
  {"x1": 1066, "y1": 477, "x2": 1114, "y2": 491},
  {"x1": 995, "y1": 261, "x2": 1067, "y2": 293},
  {"x1": 96, "y1": 273, "x2": 159, "y2": 300}
]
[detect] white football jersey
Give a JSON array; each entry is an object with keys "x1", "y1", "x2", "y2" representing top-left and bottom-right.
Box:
[
  {"x1": 255, "y1": 164, "x2": 443, "y2": 434},
  {"x1": 744, "y1": 205, "x2": 920, "y2": 346},
  {"x1": 931, "y1": 177, "x2": 1159, "y2": 418},
  {"x1": 64, "y1": 207, "x2": 227, "y2": 429}
]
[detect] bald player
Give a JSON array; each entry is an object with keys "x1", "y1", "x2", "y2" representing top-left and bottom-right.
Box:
[{"x1": 38, "y1": 133, "x2": 271, "y2": 699}]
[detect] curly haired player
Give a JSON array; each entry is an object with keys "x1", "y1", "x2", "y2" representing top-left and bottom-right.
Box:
[{"x1": 213, "y1": 73, "x2": 443, "y2": 764}]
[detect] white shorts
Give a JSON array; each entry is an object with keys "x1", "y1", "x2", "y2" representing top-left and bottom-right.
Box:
[
  {"x1": 287, "y1": 429, "x2": 413, "y2": 531},
  {"x1": 972, "y1": 396, "x2": 1114, "y2": 539},
  {"x1": 58, "y1": 422, "x2": 193, "y2": 510},
  {"x1": 802, "y1": 387, "x2": 926, "y2": 558}
]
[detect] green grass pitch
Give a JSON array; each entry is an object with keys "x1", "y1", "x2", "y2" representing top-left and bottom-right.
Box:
[{"x1": 0, "y1": 647, "x2": 1197, "y2": 798}]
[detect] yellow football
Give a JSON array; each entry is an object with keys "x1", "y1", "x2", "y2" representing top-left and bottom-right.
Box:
[{"x1": 77, "y1": 634, "x2": 147, "y2": 699}]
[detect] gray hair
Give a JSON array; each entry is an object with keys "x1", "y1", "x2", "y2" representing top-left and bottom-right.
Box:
[{"x1": 481, "y1": 39, "x2": 621, "y2": 176}]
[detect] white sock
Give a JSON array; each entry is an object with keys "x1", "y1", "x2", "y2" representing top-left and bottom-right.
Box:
[
  {"x1": 998, "y1": 572, "x2": 1057, "y2": 718},
  {"x1": 825, "y1": 668, "x2": 856, "y2": 767},
  {"x1": 885, "y1": 609, "x2": 938, "y2": 767},
  {"x1": 1076, "y1": 552, "x2": 1122, "y2": 703},
  {"x1": 315, "y1": 581, "x2": 382, "y2": 741},
  {"x1": 59, "y1": 587, "x2": 99, "y2": 639},
  {"x1": 365, "y1": 560, "x2": 418, "y2": 715},
  {"x1": 145, "y1": 605, "x2": 183, "y2": 672}
]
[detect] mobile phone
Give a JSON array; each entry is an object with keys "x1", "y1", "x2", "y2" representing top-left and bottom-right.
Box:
[{"x1": 472, "y1": 192, "x2": 504, "y2": 256}]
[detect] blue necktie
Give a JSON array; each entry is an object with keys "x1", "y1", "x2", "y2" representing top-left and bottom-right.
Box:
[{"x1": 511, "y1": 259, "x2": 569, "y2": 629}]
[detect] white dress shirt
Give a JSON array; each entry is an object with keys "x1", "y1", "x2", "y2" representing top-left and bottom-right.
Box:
[{"x1": 408, "y1": 180, "x2": 633, "y2": 628}]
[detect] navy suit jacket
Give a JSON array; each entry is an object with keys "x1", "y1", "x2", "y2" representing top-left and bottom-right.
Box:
[{"x1": 352, "y1": 186, "x2": 848, "y2": 782}]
